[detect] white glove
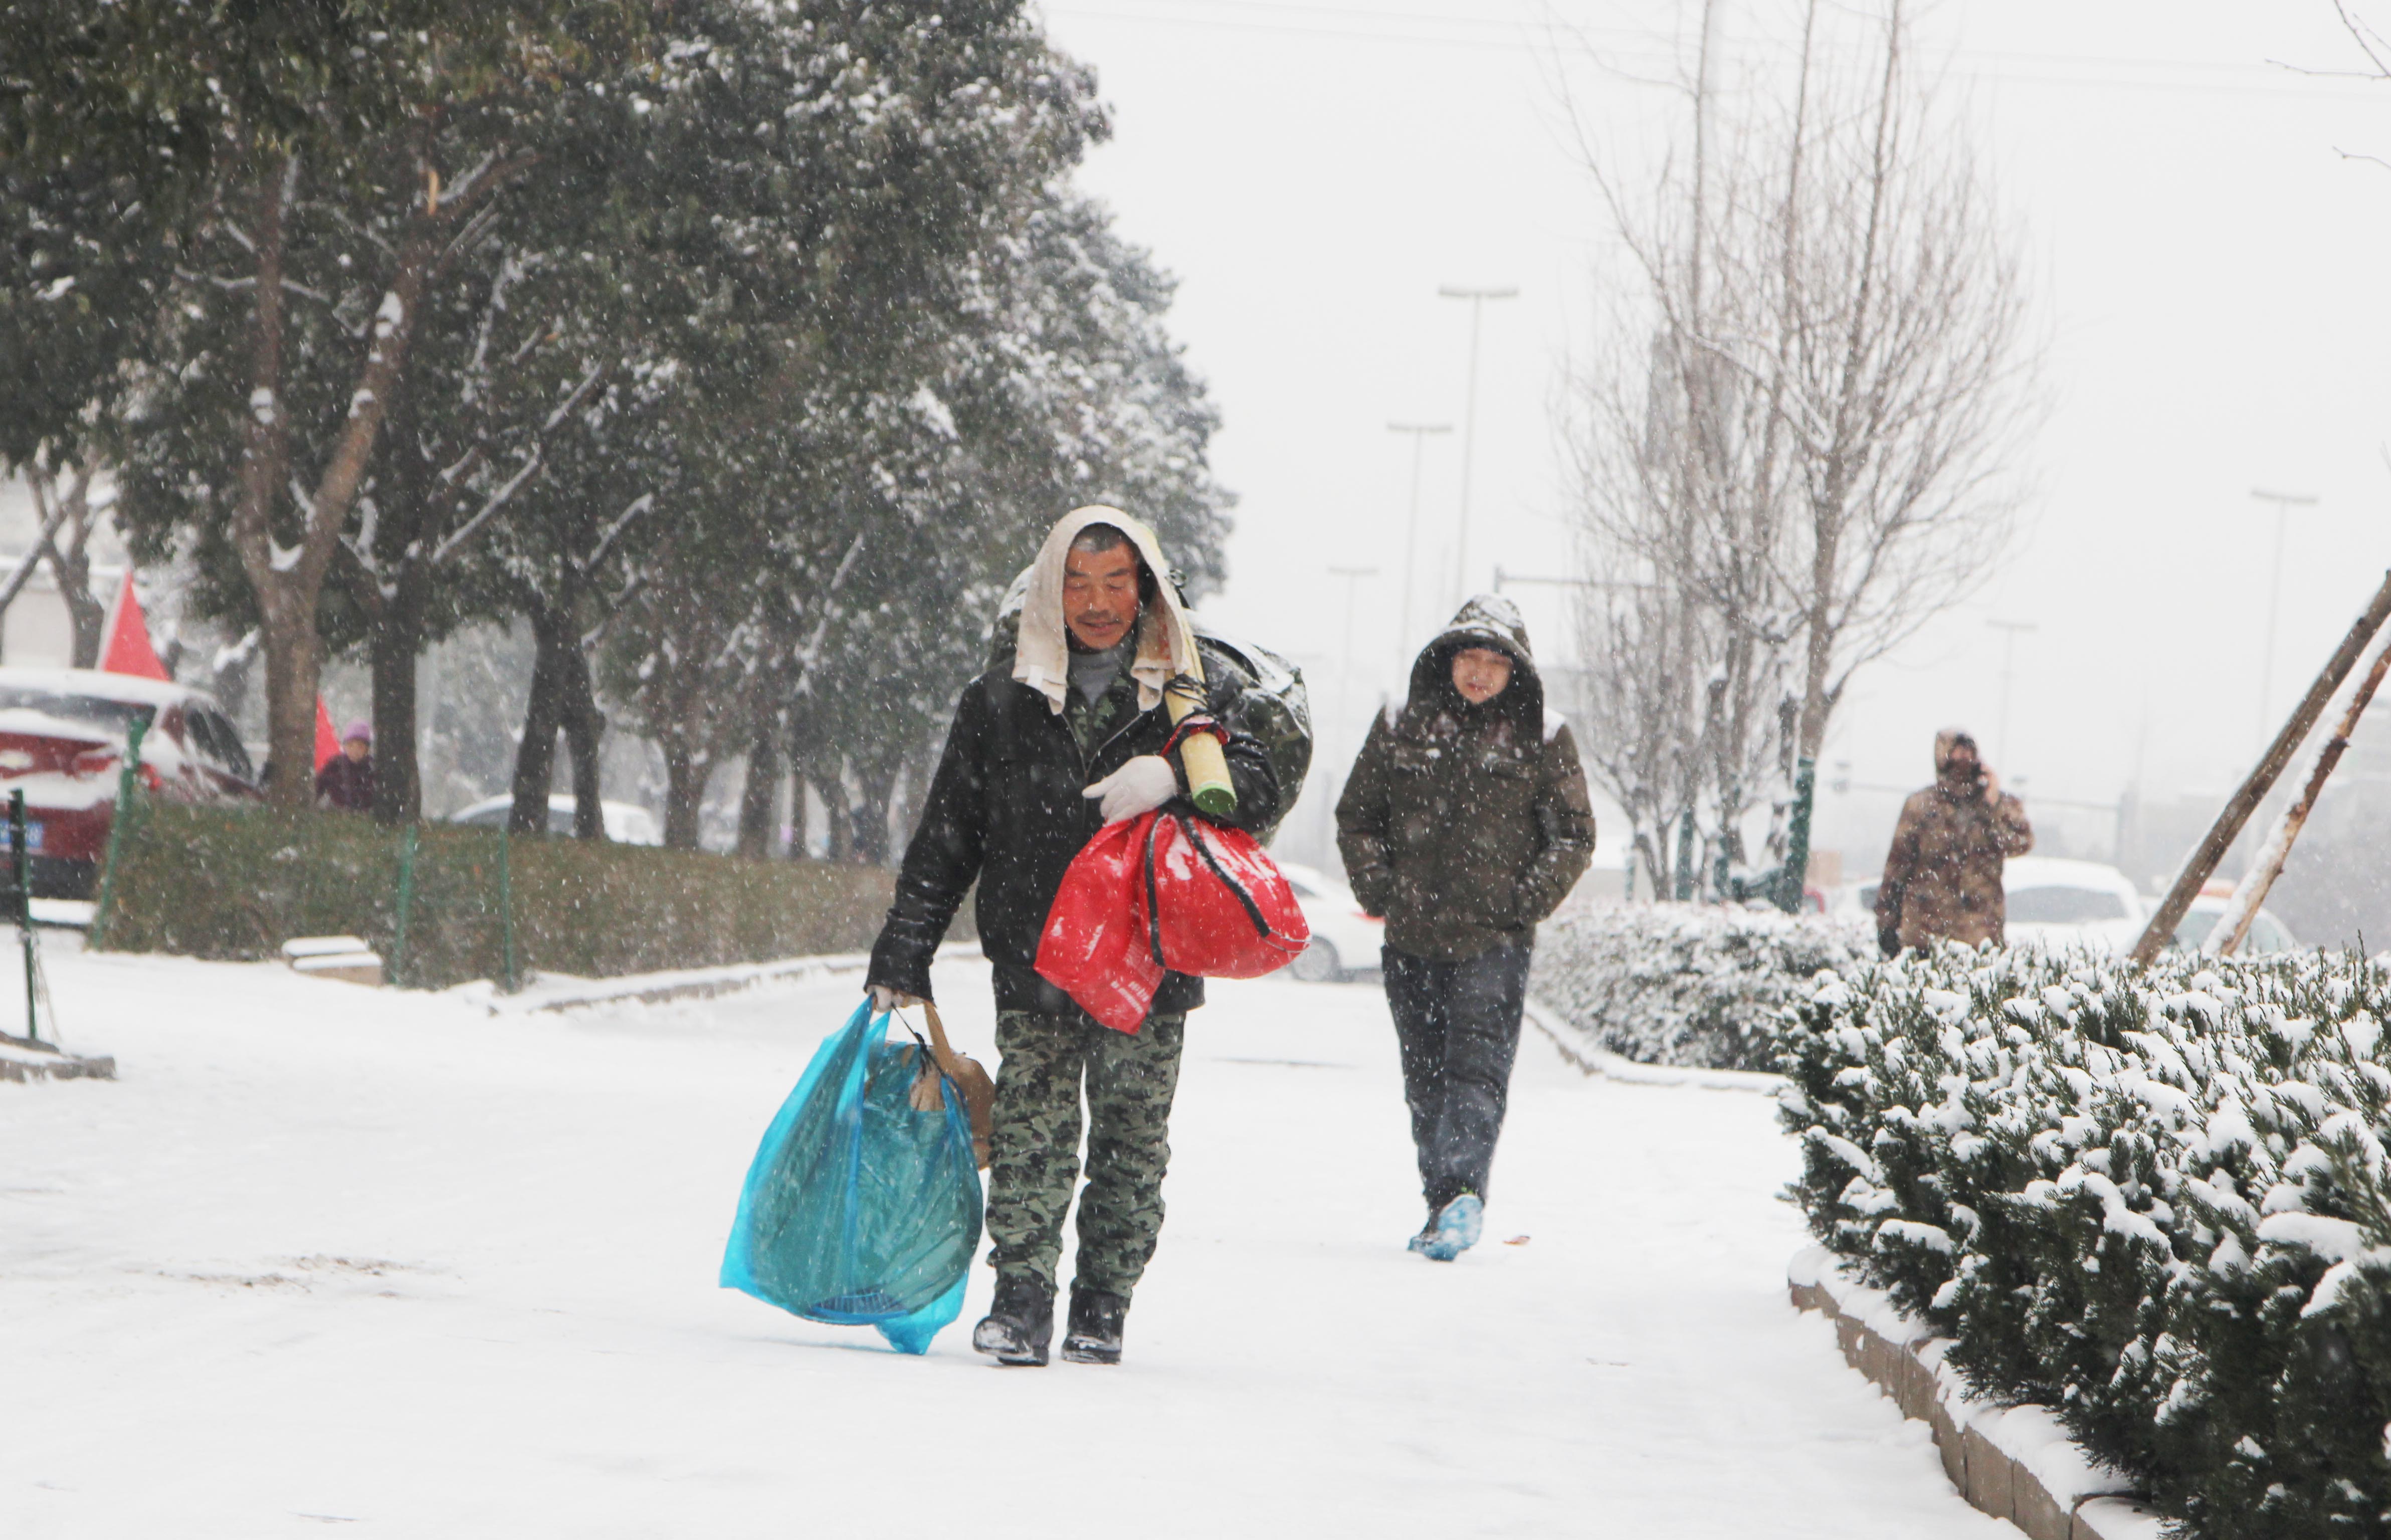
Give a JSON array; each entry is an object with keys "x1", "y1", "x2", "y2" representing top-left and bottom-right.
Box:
[
  {"x1": 1083, "y1": 754, "x2": 1179, "y2": 824},
  {"x1": 869, "y1": 984, "x2": 921, "y2": 1013}
]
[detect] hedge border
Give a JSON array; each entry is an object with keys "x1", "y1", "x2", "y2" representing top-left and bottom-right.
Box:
[{"x1": 92, "y1": 802, "x2": 900, "y2": 989}]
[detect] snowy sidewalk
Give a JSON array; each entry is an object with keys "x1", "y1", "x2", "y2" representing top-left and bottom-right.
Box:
[{"x1": 0, "y1": 947, "x2": 2005, "y2": 1538}]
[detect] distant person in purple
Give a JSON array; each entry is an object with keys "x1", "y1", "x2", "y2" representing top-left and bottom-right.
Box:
[{"x1": 316, "y1": 721, "x2": 375, "y2": 813}]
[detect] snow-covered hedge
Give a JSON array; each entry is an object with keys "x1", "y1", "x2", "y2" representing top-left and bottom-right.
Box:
[
  {"x1": 1529, "y1": 902, "x2": 1868, "y2": 1070},
  {"x1": 1778, "y1": 944, "x2": 2391, "y2": 1539}
]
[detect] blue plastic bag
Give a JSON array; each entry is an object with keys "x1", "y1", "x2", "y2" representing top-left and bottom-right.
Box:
[{"x1": 721, "y1": 1002, "x2": 983, "y2": 1354}]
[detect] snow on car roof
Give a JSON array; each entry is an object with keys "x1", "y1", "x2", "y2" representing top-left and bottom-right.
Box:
[
  {"x1": 2002, "y1": 856, "x2": 2139, "y2": 892},
  {"x1": 0, "y1": 665, "x2": 223, "y2": 711}
]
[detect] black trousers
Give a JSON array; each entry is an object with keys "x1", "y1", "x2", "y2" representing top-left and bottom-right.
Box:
[{"x1": 1383, "y1": 939, "x2": 1533, "y2": 1215}]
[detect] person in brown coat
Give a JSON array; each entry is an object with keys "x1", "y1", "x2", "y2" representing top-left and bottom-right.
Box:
[{"x1": 1874, "y1": 727, "x2": 2033, "y2": 957}]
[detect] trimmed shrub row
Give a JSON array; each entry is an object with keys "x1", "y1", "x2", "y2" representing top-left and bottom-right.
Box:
[
  {"x1": 93, "y1": 802, "x2": 900, "y2": 989},
  {"x1": 1778, "y1": 943, "x2": 2391, "y2": 1539},
  {"x1": 1528, "y1": 901, "x2": 1868, "y2": 1071}
]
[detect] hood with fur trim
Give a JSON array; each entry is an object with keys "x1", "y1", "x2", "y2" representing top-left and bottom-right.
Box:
[{"x1": 1012, "y1": 506, "x2": 1202, "y2": 717}]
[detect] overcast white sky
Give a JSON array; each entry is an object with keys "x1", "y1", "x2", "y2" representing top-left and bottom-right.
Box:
[{"x1": 1039, "y1": 0, "x2": 2391, "y2": 873}]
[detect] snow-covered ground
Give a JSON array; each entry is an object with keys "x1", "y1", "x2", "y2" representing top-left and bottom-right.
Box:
[{"x1": 2, "y1": 944, "x2": 2005, "y2": 1538}]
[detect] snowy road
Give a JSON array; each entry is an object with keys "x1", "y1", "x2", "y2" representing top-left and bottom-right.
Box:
[{"x1": 1, "y1": 944, "x2": 2003, "y2": 1538}]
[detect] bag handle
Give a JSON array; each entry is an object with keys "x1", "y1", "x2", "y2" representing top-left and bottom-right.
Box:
[
  {"x1": 1143, "y1": 811, "x2": 1275, "y2": 975},
  {"x1": 1144, "y1": 812, "x2": 1169, "y2": 970},
  {"x1": 919, "y1": 999, "x2": 972, "y2": 1083},
  {"x1": 1179, "y1": 813, "x2": 1275, "y2": 940}
]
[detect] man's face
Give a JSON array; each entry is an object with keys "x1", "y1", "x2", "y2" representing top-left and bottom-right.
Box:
[
  {"x1": 1450, "y1": 647, "x2": 1513, "y2": 705},
  {"x1": 1063, "y1": 543, "x2": 1142, "y2": 651},
  {"x1": 344, "y1": 737, "x2": 370, "y2": 762},
  {"x1": 1945, "y1": 741, "x2": 1979, "y2": 778}
]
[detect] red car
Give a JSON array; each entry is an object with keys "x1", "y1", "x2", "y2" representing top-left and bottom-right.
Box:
[{"x1": 0, "y1": 667, "x2": 261, "y2": 898}]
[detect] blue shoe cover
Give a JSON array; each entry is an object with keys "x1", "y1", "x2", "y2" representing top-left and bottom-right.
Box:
[{"x1": 1420, "y1": 1194, "x2": 1483, "y2": 1262}]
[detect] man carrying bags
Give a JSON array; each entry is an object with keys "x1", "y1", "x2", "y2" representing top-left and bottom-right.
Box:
[
  {"x1": 1337, "y1": 596, "x2": 1594, "y2": 1262},
  {"x1": 866, "y1": 507, "x2": 1288, "y2": 1368}
]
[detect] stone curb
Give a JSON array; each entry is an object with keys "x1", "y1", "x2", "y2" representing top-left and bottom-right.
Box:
[
  {"x1": 1521, "y1": 1000, "x2": 1785, "y2": 1093},
  {"x1": 0, "y1": 1042, "x2": 115, "y2": 1083},
  {"x1": 484, "y1": 940, "x2": 981, "y2": 1016},
  {"x1": 1788, "y1": 1246, "x2": 2166, "y2": 1540}
]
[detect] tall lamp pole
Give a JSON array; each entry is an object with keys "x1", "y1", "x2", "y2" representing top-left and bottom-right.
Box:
[
  {"x1": 1386, "y1": 422, "x2": 1451, "y2": 652},
  {"x1": 1327, "y1": 564, "x2": 1380, "y2": 722},
  {"x1": 2250, "y1": 488, "x2": 2319, "y2": 752},
  {"x1": 1437, "y1": 285, "x2": 1517, "y2": 608},
  {"x1": 1324, "y1": 564, "x2": 1380, "y2": 859},
  {"x1": 1986, "y1": 619, "x2": 2038, "y2": 768}
]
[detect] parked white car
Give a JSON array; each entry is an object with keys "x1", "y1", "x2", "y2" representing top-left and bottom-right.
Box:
[
  {"x1": 2001, "y1": 857, "x2": 2149, "y2": 954},
  {"x1": 1833, "y1": 859, "x2": 2300, "y2": 957},
  {"x1": 2164, "y1": 892, "x2": 2301, "y2": 955},
  {"x1": 1833, "y1": 858, "x2": 2144, "y2": 954},
  {"x1": 1275, "y1": 861, "x2": 1383, "y2": 983},
  {"x1": 447, "y1": 793, "x2": 664, "y2": 846}
]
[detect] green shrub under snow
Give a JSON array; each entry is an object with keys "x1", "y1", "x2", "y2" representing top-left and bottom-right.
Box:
[
  {"x1": 1528, "y1": 902, "x2": 1868, "y2": 1071},
  {"x1": 1779, "y1": 943, "x2": 2391, "y2": 1539}
]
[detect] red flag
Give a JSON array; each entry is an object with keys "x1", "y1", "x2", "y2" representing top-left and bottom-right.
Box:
[
  {"x1": 99, "y1": 571, "x2": 170, "y2": 681},
  {"x1": 314, "y1": 697, "x2": 339, "y2": 772}
]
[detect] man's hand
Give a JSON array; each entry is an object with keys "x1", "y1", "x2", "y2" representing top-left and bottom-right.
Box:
[
  {"x1": 1083, "y1": 755, "x2": 1178, "y2": 824},
  {"x1": 869, "y1": 984, "x2": 922, "y2": 1014},
  {"x1": 1981, "y1": 765, "x2": 2002, "y2": 803}
]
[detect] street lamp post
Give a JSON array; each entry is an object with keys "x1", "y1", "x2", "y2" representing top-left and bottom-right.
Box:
[
  {"x1": 1986, "y1": 619, "x2": 2038, "y2": 768},
  {"x1": 1323, "y1": 564, "x2": 1380, "y2": 861},
  {"x1": 1437, "y1": 284, "x2": 1517, "y2": 608},
  {"x1": 1386, "y1": 422, "x2": 1451, "y2": 653},
  {"x1": 2250, "y1": 488, "x2": 2319, "y2": 751}
]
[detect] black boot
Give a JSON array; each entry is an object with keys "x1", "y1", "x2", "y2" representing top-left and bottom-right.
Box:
[
  {"x1": 1060, "y1": 1285, "x2": 1128, "y2": 1366},
  {"x1": 971, "y1": 1275, "x2": 1053, "y2": 1367}
]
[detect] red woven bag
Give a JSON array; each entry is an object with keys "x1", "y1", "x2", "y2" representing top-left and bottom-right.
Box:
[
  {"x1": 1034, "y1": 816, "x2": 1166, "y2": 1033},
  {"x1": 1035, "y1": 810, "x2": 1310, "y2": 1033}
]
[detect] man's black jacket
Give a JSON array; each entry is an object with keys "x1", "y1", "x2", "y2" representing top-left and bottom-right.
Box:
[{"x1": 866, "y1": 638, "x2": 1285, "y2": 1017}]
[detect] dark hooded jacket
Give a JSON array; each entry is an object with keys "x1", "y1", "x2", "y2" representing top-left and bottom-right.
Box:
[
  {"x1": 1335, "y1": 597, "x2": 1596, "y2": 963},
  {"x1": 866, "y1": 635, "x2": 1286, "y2": 1018}
]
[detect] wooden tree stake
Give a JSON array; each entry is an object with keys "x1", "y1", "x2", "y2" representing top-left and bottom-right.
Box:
[
  {"x1": 2208, "y1": 629, "x2": 2391, "y2": 955},
  {"x1": 2131, "y1": 568, "x2": 2391, "y2": 965}
]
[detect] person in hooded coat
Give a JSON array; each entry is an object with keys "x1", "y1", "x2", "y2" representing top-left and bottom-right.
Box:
[
  {"x1": 1874, "y1": 727, "x2": 2032, "y2": 957},
  {"x1": 1335, "y1": 596, "x2": 1595, "y2": 1261},
  {"x1": 865, "y1": 507, "x2": 1287, "y2": 1368}
]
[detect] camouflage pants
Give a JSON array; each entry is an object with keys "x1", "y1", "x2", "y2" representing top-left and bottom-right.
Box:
[{"x1": 985, "y1": 1009, "x2": 1185, "y2": 1299}]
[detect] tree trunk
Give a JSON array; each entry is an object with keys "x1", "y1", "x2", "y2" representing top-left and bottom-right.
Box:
[
  {"x1": 849, "y1": 755, "x2": 898, "y2": 867},
  {"x1": 230, "y1": 157, "x2": 435, "y2": 808},
  {"x1": 509, "y1": 629, "x2": 564, "y2": 835},
  {"x1": 368, "y1": 596, "x2": 425, "y2": 824},
  {"x1": 52, "y1": 542, "x2": 102, "y2": 668},
  {"x1": 230, "y1": 162, "x2": 304, "y2": 805},
  {"x1": 662, "y1": 740, "x2": 710, "y2": 850},
  {"x1": 812, "y1": 772, "x2": 848, "y2": 863},
  {"x1": 261, "y1": 609, "x2": 323, "y2": 806},
  {"x1": 735, "y1": 708, "x2": 783, "y2": 859},
  {"x1": 560, "y1": 645, "x2": 605, "y2": 840}
]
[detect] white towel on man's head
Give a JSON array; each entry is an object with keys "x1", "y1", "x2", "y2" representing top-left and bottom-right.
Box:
[{"x1": 1014, "y1": 505, "x2": 1201, "y2": 717}]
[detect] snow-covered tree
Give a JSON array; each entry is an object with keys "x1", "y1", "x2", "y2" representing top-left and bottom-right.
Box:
[{"x1": 17, "y1": 0, "x2": 640, "y2": 801}]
